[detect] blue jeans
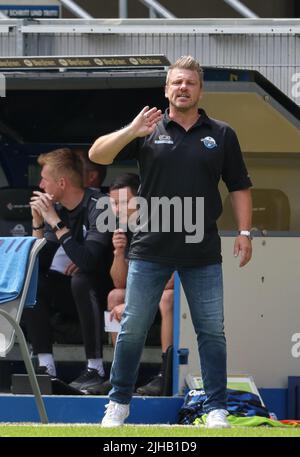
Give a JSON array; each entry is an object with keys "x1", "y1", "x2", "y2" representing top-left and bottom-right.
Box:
[{"x1": 109, "y1": 260, "x2": 227, "y2": 412}]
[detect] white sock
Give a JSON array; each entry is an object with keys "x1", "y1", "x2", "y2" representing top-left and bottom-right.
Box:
[
  {"x1": 38, "y1": 353, "x2": 56, "y2": 377},
  {"x1": 88, "y1": 358, "x2": 105, "y2": 377}
]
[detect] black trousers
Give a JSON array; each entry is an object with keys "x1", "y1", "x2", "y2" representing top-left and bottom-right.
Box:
[{"x1": 24, "y1": 270, "x2": 108, "y2": 359}]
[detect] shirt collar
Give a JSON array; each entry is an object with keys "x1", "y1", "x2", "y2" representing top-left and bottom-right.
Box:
[{"x1": 163, "y1": 108, "x2": 212, "y2": 129}]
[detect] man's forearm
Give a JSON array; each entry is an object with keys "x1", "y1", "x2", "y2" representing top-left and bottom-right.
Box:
[
  {"x1": 110, "y1": 253, "x2": 128, "y2": 289},
  {"x1": 32, "y1": 227, "x2": 44, "y2": 239},
  {"x1": 89, "y1": 105, "x2": 162, "y2": 164},
  {"x1": 32, "y1": 217, "x2": 45, "y2": 239},
  {"x1": 89, "y1": 125, "x2": 136, "y2": 165},
  {"x1": 60, "y1": 237, "x2": 107, "y2": 273},
  {"x1": 229, "y1": 188, "x2": 252, "y2": 230}
]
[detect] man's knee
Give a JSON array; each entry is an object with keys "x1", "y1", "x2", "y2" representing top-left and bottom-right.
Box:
[{"x1": 107, "y1": 288, "x2": 126, "y2": 311}]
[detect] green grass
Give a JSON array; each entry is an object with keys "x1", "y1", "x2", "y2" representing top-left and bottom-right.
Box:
[{"x1": 0, "y1": 424, "x2": 300, "y2": 437}]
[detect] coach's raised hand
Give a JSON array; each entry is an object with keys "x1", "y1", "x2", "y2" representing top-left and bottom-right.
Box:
[
  {"x1": 89, "y1": 106, "x2": 162, "y2": 165},
  {"x1": 129, "y1": 106, "x2": 162, "y2": 138}
]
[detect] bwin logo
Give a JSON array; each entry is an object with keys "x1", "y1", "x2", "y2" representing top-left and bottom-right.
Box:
[{"x1": 201, "y1": 136, "x2": 217, "y2": 149}]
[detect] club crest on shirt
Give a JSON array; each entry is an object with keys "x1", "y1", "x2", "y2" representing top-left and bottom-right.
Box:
[
  {"x1": 201, "y1": 136, "x2": 217, "y2": 149},
  {"x1": 154, "y1": 135, "x2": 174, "y2": 144}
]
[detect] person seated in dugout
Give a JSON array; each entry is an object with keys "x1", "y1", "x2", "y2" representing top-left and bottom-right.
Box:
[
  {"x1": 87, "y1": 173, "x2": 174, "y2": 396},
  {"x1": 44, "y1": 149, "x2": 108, "y2": 344},
  {"x1": 75, "y1": 148, "x2": 107, "y2": 191},
  {"x1": 24, "y1": 147, "x2": 113, "y2": 393}
]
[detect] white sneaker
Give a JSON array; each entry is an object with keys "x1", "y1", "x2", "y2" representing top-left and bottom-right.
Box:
[
  {"x1": 206, "y1": 409, "x2": 230, "y2": 428},
  {"x1": 101, "y1": 401, "x2": 130, "y2": 427}
]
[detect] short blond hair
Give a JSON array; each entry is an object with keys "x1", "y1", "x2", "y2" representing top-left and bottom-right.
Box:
[
  {"x1": 166, "y1": 55, "x2": 204, "y2": 87},
  {"x1": 38, "y1": 148, "x2": 83, "y2": 188}
]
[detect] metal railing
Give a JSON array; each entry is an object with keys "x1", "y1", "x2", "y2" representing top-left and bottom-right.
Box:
[
  {"x1": 58, "y1": 0, "x2": 92, "y2": 19},
  {"x1": 223, "y1": 0, "x2": 258, "y2": 18}
]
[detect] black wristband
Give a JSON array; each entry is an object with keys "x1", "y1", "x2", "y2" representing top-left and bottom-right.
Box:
[{"x1": 32, "y1": 223, "x2": 45, "y2": 230}]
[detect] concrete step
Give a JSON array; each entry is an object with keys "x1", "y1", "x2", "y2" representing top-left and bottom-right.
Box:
[{"x1": 3, "y1": 343, "x2": 162, "y2": 364}]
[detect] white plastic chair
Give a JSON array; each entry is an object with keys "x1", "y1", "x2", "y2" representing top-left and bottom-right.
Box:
[{"x1": 0, "y1": 237, "x2": 48, "y2": 423}]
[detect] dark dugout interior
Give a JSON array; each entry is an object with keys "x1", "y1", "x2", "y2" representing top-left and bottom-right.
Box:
[
  {"x1": 1, "y1": 65, "x2": 299, "y2": 188},
  {"x1": 0, "y1": 71, "x2": 167, "y2": 186},
  {"x1": 0, "y1": 85, "x2": 167, "y2": 144}
]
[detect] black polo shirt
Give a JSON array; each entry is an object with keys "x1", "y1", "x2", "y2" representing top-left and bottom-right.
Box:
[{"x1": 115, "y1": 108, "x2": 252, "y2": 267}]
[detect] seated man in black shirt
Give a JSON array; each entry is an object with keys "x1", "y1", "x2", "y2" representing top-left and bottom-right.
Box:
[
  {"x1": 46, "y1": 150, "x2": 108, "y2": 287},
  {"x1": 24, "y1": 148, "x2": 112, "y2": 393},
  {"x1": 90, "y1": 173, "x2": 174, "y2": 396},
  {"x1": 75, "y1": 148, "x2": 107, "y2": 190}
]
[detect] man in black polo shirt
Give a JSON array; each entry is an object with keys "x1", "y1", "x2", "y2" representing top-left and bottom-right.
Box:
[
  {"x1": 90, "y1": 56, "x2": 252, "y2": 428},
  {"x1": 26, "y1": 148, "x2": 112, "y2": 392}
]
